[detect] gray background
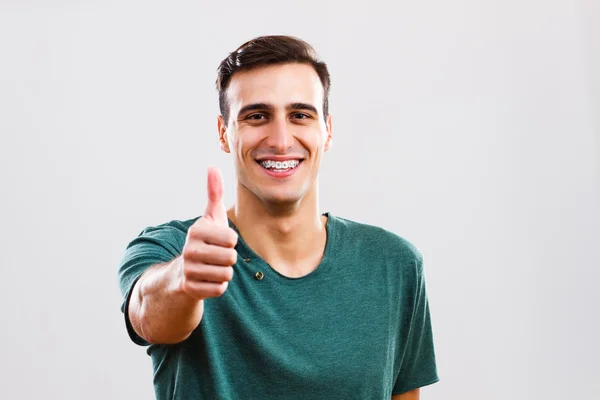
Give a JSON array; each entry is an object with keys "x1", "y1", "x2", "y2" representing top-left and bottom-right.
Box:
[{"x1": 1, "y1": 0, "x2": 598, "y2": 399}]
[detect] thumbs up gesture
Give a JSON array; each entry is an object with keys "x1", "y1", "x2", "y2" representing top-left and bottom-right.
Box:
[
  {"x1": 203, "y1": 166, "x2": 229, "y2": 226},
  {"x1": 179, "y1": 167, "x2": 239, "y2": 300}
]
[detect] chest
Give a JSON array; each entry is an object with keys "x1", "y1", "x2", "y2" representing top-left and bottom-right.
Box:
[{"x1": 198, "y1": 269, "x2": 402, "y2": 397}]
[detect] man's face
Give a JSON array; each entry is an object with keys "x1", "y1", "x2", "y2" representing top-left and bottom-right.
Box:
[{"x1": 218, "y1": 63, "x2": 332, "y2": 206}]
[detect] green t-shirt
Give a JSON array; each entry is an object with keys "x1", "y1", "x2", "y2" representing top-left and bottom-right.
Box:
[{"x1": 117, "y1": 212, "x2": 439, "y2": 399}]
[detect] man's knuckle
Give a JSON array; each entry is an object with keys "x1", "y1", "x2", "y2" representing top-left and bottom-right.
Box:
[
  {"x1": 189, "y1": 223, "x2": 209, "y2": 240},
  {"x1": 188, "y1": 225, "x2": 201, "y2": 238},
  {"x1": 182, "y1": 246, "x2": 197, "y2": 261},
  {"x1": 182, "y1": 264, "x2": 194, "y2": 280},
  {"x1": 215, "y1": 283, "x2": 228, "y2": 296},
  {"x1": 228, "y1": 230, "x2": 239, "y2": 247},
  {"x1": 227, "y1": 250, "x2": 238, "y2": 265},
  {"x1": 181, "y1": 279, "x2": 193, "y2": 294}
]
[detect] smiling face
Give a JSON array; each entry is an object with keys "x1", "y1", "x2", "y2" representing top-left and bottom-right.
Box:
[{"x1": 218, "y1": 62, "x2": 332, "y2": 207}]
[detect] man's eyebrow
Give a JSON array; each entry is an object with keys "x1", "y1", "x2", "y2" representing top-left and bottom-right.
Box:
[
  {"x1": 288, "y1": 103, "x2": 318, "y2": 114},
  {"x1": 237, "y1": 102, "x2": 319, "y2": 118},
  {"x1": 237, "y1": 103, "x2": 274, "y2": 117}
]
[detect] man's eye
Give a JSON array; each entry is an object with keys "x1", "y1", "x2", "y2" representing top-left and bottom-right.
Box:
[
  {"x1": 246, "y1": 114, "x2": 266, "y2": 120},
  {"x1": 292, "y1": 113, "x2": 310, "y2": 119}
]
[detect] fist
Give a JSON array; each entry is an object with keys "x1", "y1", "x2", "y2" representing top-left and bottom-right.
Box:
[{"x1": 178, "y1": 166, "x2": 238, "y2": 300}]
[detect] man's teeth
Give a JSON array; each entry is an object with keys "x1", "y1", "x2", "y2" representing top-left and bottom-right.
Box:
[{"x1": 259, "y1": 160, "x2": 301, "y2": 170}]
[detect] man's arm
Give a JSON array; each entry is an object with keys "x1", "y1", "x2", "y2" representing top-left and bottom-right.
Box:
[
  {"x1": 392, "y1": 388, "x2": 419, "y2": 400},
  {"x1": 128, "y1": 257, "x2": 207, "y2": 344},
  {"x1": 126, "y1": 167, "x2": 238, "y2": 345}
]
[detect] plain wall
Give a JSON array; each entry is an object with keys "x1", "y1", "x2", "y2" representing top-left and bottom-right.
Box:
[{"x1": 0, "y1": 0, "x2": 598, "y2": 399}]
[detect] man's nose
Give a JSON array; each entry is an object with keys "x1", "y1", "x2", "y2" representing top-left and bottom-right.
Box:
[{"x1": 265, "y1": 117, "x2": 294, "y2": 153}]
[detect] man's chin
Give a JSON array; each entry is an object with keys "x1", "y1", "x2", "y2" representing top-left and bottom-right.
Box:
[
  {"x1": 261, "y1": 193, "x2": 301, "y2": 207},
  {"x1": 239, "y1": 179, "x2": 309, "y2": 209},
  {"x1": 253, "y1": 188, "x2": 306, "y2": 209}
]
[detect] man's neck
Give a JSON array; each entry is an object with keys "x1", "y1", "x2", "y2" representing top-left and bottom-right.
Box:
[{"x1": 226, "y1": 185, "x2": 327, "y2": 276}]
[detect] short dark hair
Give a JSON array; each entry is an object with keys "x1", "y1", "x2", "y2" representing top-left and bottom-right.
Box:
[{"x1": 216, "y1": 35, "x2": 331, "y2": 125}]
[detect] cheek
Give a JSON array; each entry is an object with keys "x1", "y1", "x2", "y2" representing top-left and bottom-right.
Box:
[
  {"x1": 234, "y1": 134, "x2": 260, "y2": 161},
  {"x1": 225, "y1": 134, "x2": 244, "y2": 162},
  {"x1": 301, "y1": 129, "x2": 328, "y2": 151}
]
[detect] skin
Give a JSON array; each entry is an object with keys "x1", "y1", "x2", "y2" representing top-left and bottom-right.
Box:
[
  {"x1": 392, "y1": 390, "x2": 420, "y2": 400},
  {"x1": 217, "y1": 63, "x2": 332, "y2": 276}
]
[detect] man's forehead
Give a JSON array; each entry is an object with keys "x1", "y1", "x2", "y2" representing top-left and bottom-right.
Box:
[{"x1": 227, "y1": 64, "x2": 324, "y2": 107}]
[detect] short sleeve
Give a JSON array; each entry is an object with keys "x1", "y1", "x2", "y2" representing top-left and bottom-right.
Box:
[
  {"x1": 392, "y1": 257, "x2": 440, "y2": 394},
  {"x1": 117, "y1": 224, "x2": 185, "y2": 346}
]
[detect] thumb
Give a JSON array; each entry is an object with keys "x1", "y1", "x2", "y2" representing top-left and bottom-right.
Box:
[{"x1": 204, "y1": 166, "x2": 228, "y2": 225}]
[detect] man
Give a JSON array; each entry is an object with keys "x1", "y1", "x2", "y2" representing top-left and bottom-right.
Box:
[{"x1": 118, "y1": 35, "x2": 439, "y2": 399}]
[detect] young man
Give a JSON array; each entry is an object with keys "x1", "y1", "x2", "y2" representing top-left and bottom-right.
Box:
[{"x1": 118, "y1": 35, "x2": 439, "y2": 400}]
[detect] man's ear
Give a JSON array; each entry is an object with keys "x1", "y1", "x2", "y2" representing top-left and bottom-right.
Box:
[
  {"x1": 324, "y1": 114, "x2": 333, "y2": 152},
  {"x1": 217, "y1": 115, "x2": 231, "y2": 153}
]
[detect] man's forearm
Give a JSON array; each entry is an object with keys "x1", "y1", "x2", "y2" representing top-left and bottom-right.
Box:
[
  {"x1": 128, "y1": 256, "x2": 204, "y2": 344},
  {"x1": 392, "y1": 388, "x2": 420, "y2": 399}
]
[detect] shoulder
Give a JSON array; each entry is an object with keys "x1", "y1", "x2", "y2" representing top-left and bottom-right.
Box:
[
  {"x1": 126, "y1": 215, "x2": 201, "y2": 251},
  {"x1": 137, "y1": 216, "x2": 200, "y2": 237},
  {"x1": 329, "y1": 213, "x2": 424, "y2": 265}
]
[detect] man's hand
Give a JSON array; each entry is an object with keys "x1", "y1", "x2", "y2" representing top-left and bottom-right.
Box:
[
  {"x1": 175, "y1": 166, "x2": 239, "y2": 300},
  {"x1": 128, "y1": 166, "x2": 238, "y2": 344}
]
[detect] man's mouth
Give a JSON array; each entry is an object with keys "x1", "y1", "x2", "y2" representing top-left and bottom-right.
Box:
[{"x1": 256, "y1": 159, "x2": 303, "y2": 172}]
